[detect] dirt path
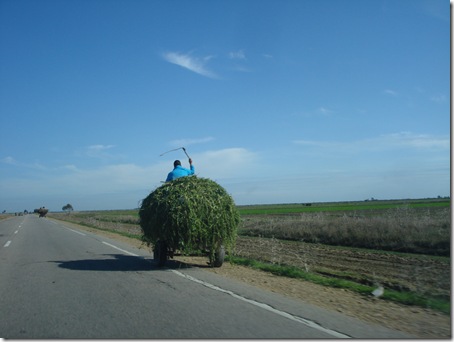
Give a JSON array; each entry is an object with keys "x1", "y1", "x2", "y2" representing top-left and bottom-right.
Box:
[{"x1": 50, "y1": 219, "x2": 451, "y2": 338}]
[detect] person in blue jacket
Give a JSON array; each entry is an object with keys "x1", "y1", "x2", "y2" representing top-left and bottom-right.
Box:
[{"x1": 166, "y1": 158, "x2": 195, "y2": 182}]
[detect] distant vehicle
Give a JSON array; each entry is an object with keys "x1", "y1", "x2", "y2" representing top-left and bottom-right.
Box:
[{"x1": 34, "y1": 207, "x2": 48, "y2": 217}]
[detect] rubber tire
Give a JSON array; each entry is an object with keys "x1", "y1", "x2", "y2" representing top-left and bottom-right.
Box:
[
  {"x1": 154, "y1": 240, "x2": 168, "y2": 267},
  {"x1": 211, "y1": 245, "x2": 225, "y2": 267}
]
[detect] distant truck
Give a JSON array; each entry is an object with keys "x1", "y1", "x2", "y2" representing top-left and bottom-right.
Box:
[{"x1": 34, "y1": 207, "x2": 48, "y2": 217}]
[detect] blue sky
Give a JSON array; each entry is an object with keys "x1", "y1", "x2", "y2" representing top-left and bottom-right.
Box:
[{"x1": 0, "y1": 0, "x2": 450, "y2": 212}]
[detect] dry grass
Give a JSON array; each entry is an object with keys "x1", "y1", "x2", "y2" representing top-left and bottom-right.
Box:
[{"x1": 239, "y1": 207, "x2": 450, "y2": 256}]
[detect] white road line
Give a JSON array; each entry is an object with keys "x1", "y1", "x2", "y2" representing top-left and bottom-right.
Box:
[
  {"x1": 4, "y1": 241, "x2": 11, "y2": 247},
  {"x1": 102, "y1": 241, "x2": 139, "y2": 256},
  {"x1": 14, "y1": 230, "x2": 18, "y2": 234},
  {"x1": 65, "y1": 227, "x2": 86, "y2": 236},
  {"x1": 171, "y1": 270, "x2": 350, "y2": 339}
]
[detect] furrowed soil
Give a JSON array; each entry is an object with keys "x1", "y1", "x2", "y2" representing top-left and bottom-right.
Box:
[{"x1": 49, "y1": 216, "x2": 451, "y2": 338}]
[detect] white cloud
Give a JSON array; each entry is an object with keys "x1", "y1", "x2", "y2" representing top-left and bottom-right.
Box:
[
  {"x1": 156, "y1": 147, "x2": 260, "y2": 182},
  {"x1": 0, "y1": 140, "x2": 449, "y2": 211},
  {"x1": 0, "y1": 161, "x2": 168, "y2": 211},
  {"x1": 1, "y1": 163, "x2": 164, "y2": 198},
  {"x1": 194, "y1": 148, "x2": 259, "y2": 180},
  {"x1": 0, "y1": 147, "x2": 261, "y2": 210},
  {"x1": 162, "y1": 51, "x2": 218, "y2": 79}
]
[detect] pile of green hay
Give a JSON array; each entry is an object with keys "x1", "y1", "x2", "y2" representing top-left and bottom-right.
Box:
[{"x1": 139, "y1": 176, "x2": 240, "y2": 260}]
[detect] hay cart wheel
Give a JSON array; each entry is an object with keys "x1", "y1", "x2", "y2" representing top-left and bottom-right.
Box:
[
  {"x1": 154, "y1": 240, "x2": 168, "y2": 267},
  {"x1": 211, "y1": 245, "x2": 225, "y2": 267}
]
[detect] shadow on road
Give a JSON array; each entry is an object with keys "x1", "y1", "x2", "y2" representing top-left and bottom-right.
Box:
[{"x1": 51, "y1": 254, "x2": 202, "y2": 272}]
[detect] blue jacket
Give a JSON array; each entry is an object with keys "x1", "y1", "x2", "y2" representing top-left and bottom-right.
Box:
[{"x1": 166, "y1": 165, "x2": 195, "y2": 182}]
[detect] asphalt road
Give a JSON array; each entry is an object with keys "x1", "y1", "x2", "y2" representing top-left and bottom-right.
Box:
[{"x1": 0, "y1": 215, "x2": 413, "y2": 338}]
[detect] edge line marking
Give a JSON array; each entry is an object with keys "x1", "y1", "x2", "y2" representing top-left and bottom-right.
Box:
[
  {"x1": 64, "y1": 227, "x2": 86, "y2": 236},
  {"x1": 171, "y1": 269, "x2": 350, "y2": 338},
  {"x1": 102, "y1": 241, "x2": 138, "y2": 256}
]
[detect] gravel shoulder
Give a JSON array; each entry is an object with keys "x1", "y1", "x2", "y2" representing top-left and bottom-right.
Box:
[{"x1": 50, "y1": 219, "x2": 451, "y2": 338}]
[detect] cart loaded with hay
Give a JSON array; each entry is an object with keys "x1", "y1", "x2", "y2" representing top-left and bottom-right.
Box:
[{"x1": 139, "y1": 176, "x2": 240, "y2": 267}]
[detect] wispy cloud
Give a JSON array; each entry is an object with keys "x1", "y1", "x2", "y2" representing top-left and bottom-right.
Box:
[
  {"x1": 1, "y1": 156, "x2": 17, "y2": 165},
  {"x1": 170, "y1": 137, "x2": 214, "y2": 147},
  {"x1": 162, "y1": 51, "x2": 218, "y2": 79},
  {"x1": 230, "y1": 65, "x2": 253, "y2": 73},
  {"x1": 195, "y1": 148, "x2": 260, "y2": 180},
  {"x1": 0, "y1": 163, "x2": 163, "y2": 202},
  {"x1": 384, "y1": 89, "x2": 398, "y2": 97},
  {"x1": 318, "y1": 107, "x2": 333, "y2": 115},
  {"x1": 1, "y1": 156, "x2": 46, "y2": 170},
  {"x1": 228, "y1": 49, "x2": 251, "y2": 72},
  {"x1": 430, "y1": 94, "x2": 446, "y2": 103},
  {"x1": 294, "y1": 132, "x2": 449, "y2": 152},
  {"x1": 88, "y1": 144, "x2": 115, "y2": 151},
  {"x1": 229, "y1": 49, "x2": 246, "y2": 60},
  {"x1": 380, "y1": 132, "x2": 449, "y2": 149},
  {"x1": 297, "y1": 106, "x2": 335, "y2": 118},
  {"x1": 419, "y1": 0, "x2": 449, "y2": 22},
  {"x1": 85, "y1": 144, "x2": 119, "y2": 159}
]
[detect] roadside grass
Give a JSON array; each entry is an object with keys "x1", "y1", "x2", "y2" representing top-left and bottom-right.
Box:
[
  {"x1": 226, "y1": 255, "x2": 450, "y2": 314},
  {"x1": 49, "y1": 217, "x2": 142, "y2": 240},
  {"x1": 0, "y1": 214, "x2": 13, "y2": 221},
  {"x1": 84, "y1": 224, "x2": 142, "y2": 240},
  {"x1": 239, "y1": 206, "x2": 450, "y2": 256}
]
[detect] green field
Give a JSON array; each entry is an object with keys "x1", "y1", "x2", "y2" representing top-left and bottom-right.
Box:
[
  {"x1": 58, "y1": 197, "x2": 450, "y2": 217},
  {"x1": 237, "y1": 198, "x2": 450, "y2": 215}
]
